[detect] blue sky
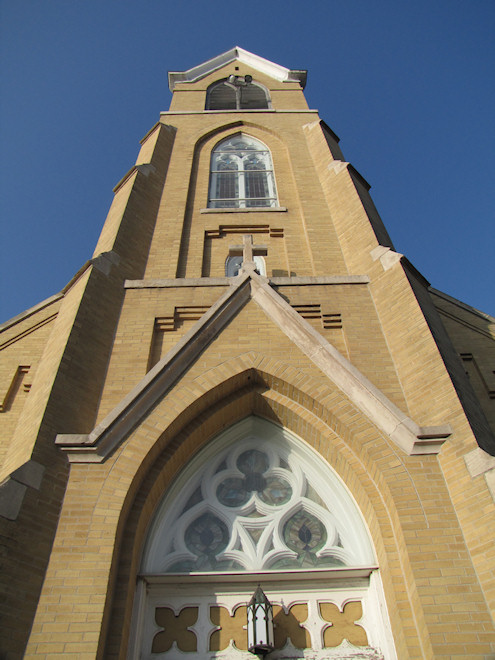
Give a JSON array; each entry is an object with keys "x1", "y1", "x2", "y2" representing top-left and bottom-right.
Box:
[{"x1": 1, "y1": 0, "x2": 494, "y2": 322}]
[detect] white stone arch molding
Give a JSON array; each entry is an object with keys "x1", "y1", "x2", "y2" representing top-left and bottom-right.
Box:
[{"x1": 142, "y1": 416, "x2": 376, "y2": 574}]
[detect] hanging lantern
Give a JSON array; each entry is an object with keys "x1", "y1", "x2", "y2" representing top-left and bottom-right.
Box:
[{"x1": 247, "y1": 586, "x2": 274, "y2": 655}]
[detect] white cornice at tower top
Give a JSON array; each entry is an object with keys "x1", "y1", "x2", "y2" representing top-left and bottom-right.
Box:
[{"x1": 168, "y1": 46, "x2": 307, "y2": 91}]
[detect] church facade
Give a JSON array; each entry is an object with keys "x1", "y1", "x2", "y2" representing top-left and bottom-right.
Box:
[{"x1": 1, "y1": 48, "x2": 494, "y2": 659}]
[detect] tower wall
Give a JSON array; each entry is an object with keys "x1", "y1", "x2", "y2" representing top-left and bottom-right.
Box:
[{"x1": 1, "y1": 49, "x2": 494, "y2": 659}]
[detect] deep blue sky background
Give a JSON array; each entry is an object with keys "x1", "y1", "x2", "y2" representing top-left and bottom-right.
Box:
[{"x1": 1, "y1": 1, "x2": 494, "y2": 322}]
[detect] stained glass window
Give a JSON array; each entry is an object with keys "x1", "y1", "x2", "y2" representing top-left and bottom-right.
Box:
[
  {"x1": 208, "y1": 135, "x2": 278, "y2": 209},
  {"x1": 142, "y1": 418, "x2": 375, "y2": 574}
]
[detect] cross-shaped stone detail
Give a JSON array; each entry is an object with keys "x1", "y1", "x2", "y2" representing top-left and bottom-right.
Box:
[{"x1": 229, "y1": 234, "x2": 267, "y2": 272}]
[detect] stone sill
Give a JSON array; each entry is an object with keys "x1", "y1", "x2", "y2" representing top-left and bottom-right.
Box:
[{"x1": 200, "y1": 207, "x2": 287, "y2": 214}]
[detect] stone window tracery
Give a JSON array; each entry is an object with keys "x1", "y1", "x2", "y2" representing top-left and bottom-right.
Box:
[
  {"x1": 143, "y1": 418, "x2": 374, "y2": 574},
  {"x1": 208, "y1": 135, "x2": 278, "y2": 209},
  {"x1": 134, "y1": 418, "x2": 396, "y2": 659}
]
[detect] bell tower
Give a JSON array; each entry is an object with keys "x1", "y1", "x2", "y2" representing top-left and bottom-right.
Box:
[{"x1": 1, "y1": 47, "x2": 494, "y2": 659}]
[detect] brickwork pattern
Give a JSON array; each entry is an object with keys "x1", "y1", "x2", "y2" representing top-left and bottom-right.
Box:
[{"x1": 0, "y1": 299, "x2": 60, "y2": 467}]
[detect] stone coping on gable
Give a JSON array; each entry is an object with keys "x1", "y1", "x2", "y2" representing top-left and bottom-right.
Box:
[
  {"x1": 0, "y1": 294, "x2": 62, "y2": 332},
  {"x1": 430, "y1": 287, "x2": 495, "y2": 324},
  {"x1": 59, "y1": 270, "x2": 450, "y2": 463}
]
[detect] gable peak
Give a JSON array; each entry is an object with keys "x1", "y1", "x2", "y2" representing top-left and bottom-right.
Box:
[{"x1": 168, "y1": 46, "x2": 307, "y2": 91}]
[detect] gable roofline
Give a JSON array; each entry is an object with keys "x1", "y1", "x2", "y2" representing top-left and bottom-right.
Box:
[
  {"x1": 56, "y1": 266, "x2": 452, "y2": 463},
  {"x1": 430, "y1": 287, "x2": 495, "y2": 325},
  {"x1": 168, "y1": 46, "x2": 307, "y2": 91}
]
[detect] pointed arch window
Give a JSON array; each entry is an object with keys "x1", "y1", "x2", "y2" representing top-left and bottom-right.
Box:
[
  {"x1": 206, "y1": 79, "x2": 270, "y2": 110},
  {"x1": 133, "y1": 418, "x2": 396, "y2": 659},
  {"x1": 143, "y1": 418, "x2": 375, "y2": 574},
  {"x1": 208, "y1": 135, "x2": 278, "y2": 209}
]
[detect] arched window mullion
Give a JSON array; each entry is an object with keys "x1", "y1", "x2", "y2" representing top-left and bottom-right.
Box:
[
  {"x1": 206, "y1": 79, "x2": 271, "y2": 110},
  {"x1": 238, "y1": 155, "x2": 247, "y2": 208}
]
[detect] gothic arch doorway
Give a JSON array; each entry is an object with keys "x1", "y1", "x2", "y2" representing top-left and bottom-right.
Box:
[{"x1": 129, "y1": 417, "x2": 396, "y2": 659}]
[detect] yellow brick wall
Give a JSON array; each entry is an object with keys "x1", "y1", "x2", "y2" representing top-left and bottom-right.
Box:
[
  {"x1": 24, "y1": 309, "x2": 495, "y2": 656},
  {"x1": 0, "y1": 298, "x2": 60, "y2": 466},
  {"x1": 143, "y1": 113, "x2": 350, "y2": 281},
  {"x1": 169, "y1": 63, "x2": 309, "y2": 112}
]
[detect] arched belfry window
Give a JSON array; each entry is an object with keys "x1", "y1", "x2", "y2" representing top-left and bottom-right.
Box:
[
  {"x1": 208, "y1": 134, "x2": 278, "y2": 209},
  {"x1": 133, "y1": 418, "x2": 396, "y2": 659},
  {"x1": 206, "y1": 78, "x2": 270, "y2": 110}
]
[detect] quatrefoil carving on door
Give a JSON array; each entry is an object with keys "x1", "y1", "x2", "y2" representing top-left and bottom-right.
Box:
[{"x1": 151, "y1": 600, "x2": 368, "y2": 653}]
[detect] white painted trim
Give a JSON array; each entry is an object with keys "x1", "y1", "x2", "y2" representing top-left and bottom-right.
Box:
[
  {"x1": 168, "y1": 47, "x2": 307, "y2": 91},
  {"x1": 133, "y1": 418, "x2": 395, "y2": 659},
  {"x1": 209, "y1": 134, "x2": 278, "y2": 210},
  {"x1": 142, "y1": 567, "x2": 378, "y2": 584},
  {"x1": 126, "y1": 578, "x2": 147, "y2": 660},
  {"x1": 135, "y1": 574, "x2": 395, "y2": 659},
  {"x1": 200, "y1": 206, "x2": 287, "y2": 213}
]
